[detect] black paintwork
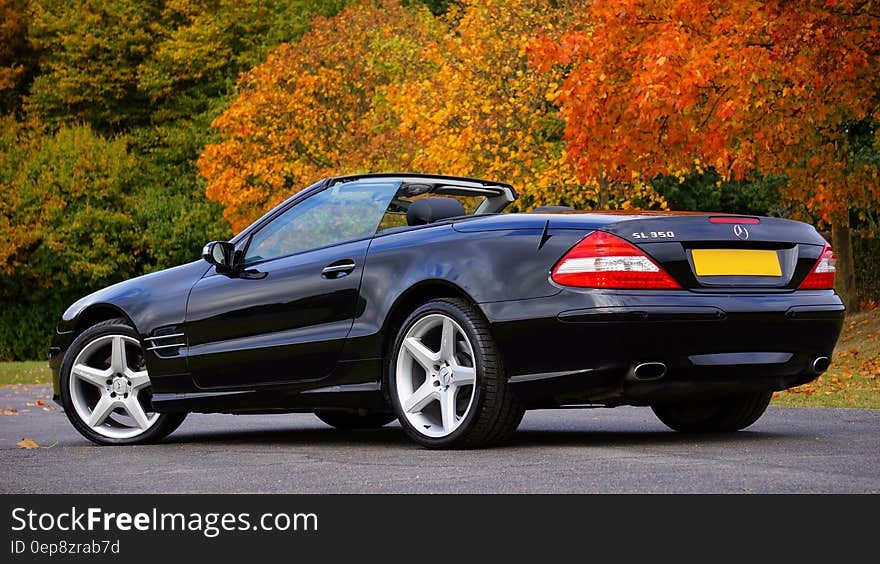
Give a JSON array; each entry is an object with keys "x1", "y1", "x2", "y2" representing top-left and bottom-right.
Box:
[{"x1": 51, "y1": 174, "x2": 844, "y2": 414}]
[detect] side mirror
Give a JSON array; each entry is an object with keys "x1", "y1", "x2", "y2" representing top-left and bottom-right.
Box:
[{"x1": 202, "y1": 241, "x2": 237, "y2": 272}]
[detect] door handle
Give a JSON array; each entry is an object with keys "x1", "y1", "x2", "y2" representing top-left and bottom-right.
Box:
[
  {"x1": 322, "y1": 260, "x2": 356, "y2": 279},
  {"x1": 237, "y1": 268, "x2": 268, "y2": 280}
]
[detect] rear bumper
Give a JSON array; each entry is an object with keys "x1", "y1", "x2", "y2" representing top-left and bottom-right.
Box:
[{"x1": 479, "y1": 289, "x2": 844, "y2": 407}]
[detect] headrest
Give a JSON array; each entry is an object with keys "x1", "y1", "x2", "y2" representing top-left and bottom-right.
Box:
[{"x1": 406, "y1": 197, "x2": 467, "y2": 226}]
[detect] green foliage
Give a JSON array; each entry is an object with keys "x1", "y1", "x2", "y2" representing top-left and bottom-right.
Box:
[
  {"x1": 3, "y1": 125, "x2": 140, "y2": 286},
  {"x1": 0, "y1": 118, "x2": 233, "y2": 360},
  {"x1": 410, "y1": 0, "x2": 461, "y2": 15},
  {"x1": 27, "y1": 0, "x2": 160, "y2": 130},
  {"x1": 0, "y1": 289, "x2": 76, "y2": 361},
  {"x1": 26, "y1": 0, "x2": 352, "y2": 130},
  {"x1": 652, "y1": 169, "x2": 787, "y2": 217},
  {"x1": 125, "y1": 112, "x2": 232, "y2": 271},
  {"x1": 140, "y1": 0, "x2": 349, "y2": 122},
  {"x1": 853, "y1": 235, "x2": 880, "y2": 306},
  {"x1": 2, "y1": 0, "x2": 353, "y2": 359},
  {"x1": 0, "y1": 123, "x2": 144, "y2": 360}
]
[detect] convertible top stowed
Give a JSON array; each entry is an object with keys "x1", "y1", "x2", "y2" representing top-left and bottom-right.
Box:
[{"x1": 51, "y1": 172, "x2": 844, "y2": 448}]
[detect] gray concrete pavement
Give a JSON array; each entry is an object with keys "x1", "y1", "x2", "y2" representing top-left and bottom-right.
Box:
[{"x1": 1, "y1": 384, "x2": 878, "y2": 493}]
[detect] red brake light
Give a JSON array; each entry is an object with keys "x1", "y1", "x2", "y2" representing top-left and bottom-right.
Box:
[
  {"x1": 709, "y1": 217, "x2": 761, "y2": 224},
  {"x1": 551, "y1": 231, "x2": 682, "y2": 289},
  {"x1": 798, "y1": 245, "x2": 836, "y2": 289}
]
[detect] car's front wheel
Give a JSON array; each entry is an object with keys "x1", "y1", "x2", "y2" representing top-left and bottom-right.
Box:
[
  {"x1": 651, "y1": 391, "x2": 773, "y2": 433},
  {"x1": 60, "y1": 318, "x2": 186, "y2": 445},
  {"x1": 387, "y1": 298, "x2": 524, "y2": 449}
]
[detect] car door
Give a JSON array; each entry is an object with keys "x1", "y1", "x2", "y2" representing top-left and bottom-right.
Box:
[{"x1": 184, "y1": 180, "x2": 400, "y2": 389}]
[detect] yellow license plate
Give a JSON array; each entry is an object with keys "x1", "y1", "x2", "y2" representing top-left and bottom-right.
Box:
[{"x1": 692, "y1": 249, "x2": 782, "y2": 277}]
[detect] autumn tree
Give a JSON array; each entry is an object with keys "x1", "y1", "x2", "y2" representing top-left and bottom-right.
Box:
[
  {"x1": 201, "y1": 0, "x2": 668, "y2": 229},
  {"x1": 27, "y1": 0, "x2": 348, "y2": 129},
  {"x1": 0, "y1": 122, "x2": 143, "y2": 359},
  {"x1": 388, "y1": 0, "x2": 664, "y2": 211},
  {"x1": 0, "y1": 0, "x2": 33, "y2": 113},
  {"x1": 139, "y1": 0, "x2": 348, "y2": 121},
  {"x1": 385, "y1": 0, "x2": 586, "y2": 209},
  {"x1": 27, "y1": 0, "x2": 160, "y2": 130},
  {"x1": 199, "y1": 0, "x2": 443, "y2": 231},
  {"x1": 2, "y1": 0, "x2": 354, "y2": 359},
  {"x1": 0, "y1": 123, "x2": 141, "y2": 285},
  {"x1": 532, "y1": 0, "x2": 880, "y2": 310}
]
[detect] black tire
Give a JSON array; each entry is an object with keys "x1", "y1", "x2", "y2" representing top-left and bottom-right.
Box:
[
  {"x1": 386, "y1": 298, "x2": 524, "y2": 449},
  {"x1": 651, "y1": 391, "x2": 773, "y2": 433},
  {"x1": 314, "y1": 411, "x2": 396, "y2": 430},
  {"x1": 60, "y1": 318, "x2": 186, "y2": 445}
]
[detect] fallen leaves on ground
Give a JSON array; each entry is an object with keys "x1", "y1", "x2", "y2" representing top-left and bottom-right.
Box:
[
  {"x1": 17, "y1": 438, "x2": 58, "y2": 449},
  {"x1": 0, "y1": 387, "x2": 55, "y2": 414},
  {"x1": 17, "y1": 438, "x2": 41, "y2": 449}
]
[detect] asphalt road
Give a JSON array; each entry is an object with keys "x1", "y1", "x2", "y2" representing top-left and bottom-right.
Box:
[{"x1": 1, "y1": 384, "x2": 878, "y2": 493}]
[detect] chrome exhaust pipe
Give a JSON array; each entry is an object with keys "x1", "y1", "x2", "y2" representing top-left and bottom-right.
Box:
[
  {"x1": 812, "y1": 356, "x2": 830, "y2": 374},
  {"x1": 632, "y1": 362, "x2": 667, "y2": 381}
]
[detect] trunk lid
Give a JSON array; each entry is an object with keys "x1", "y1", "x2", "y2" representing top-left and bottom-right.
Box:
[{"x1": 581, "y1": 214, "x2": 827, "y2": 291}]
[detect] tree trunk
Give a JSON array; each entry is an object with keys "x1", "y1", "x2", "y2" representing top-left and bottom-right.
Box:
[
  {"x1": 831, "y1": 219, "x2": 859, "y2": 313},
  {"x1": 598, "y1": 174, "x2": 609, "y2": 209}
]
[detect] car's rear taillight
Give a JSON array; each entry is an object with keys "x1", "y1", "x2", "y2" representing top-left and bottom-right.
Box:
[
  {"x1": 798, "y1": 245, "x2": 836, "y2": 289},
  {"x1": 551, "y1": 231, "x2": 682, "y2": 289}
]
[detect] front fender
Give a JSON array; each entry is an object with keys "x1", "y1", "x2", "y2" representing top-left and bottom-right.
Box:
[
  {"x1": 50, "y1": 260, "x2": 211, "y2": 398},
  {"x1": 58, "y1": 261, "x2": 210, "y2": 336}
]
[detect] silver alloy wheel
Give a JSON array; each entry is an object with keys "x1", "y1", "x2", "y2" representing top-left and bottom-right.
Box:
[
  {"x1": 395, "y1": 313, "x2": 477, "y2": 438},
  {"x1": 69, "y1": 334, "x2": 159, "y2": 439}
]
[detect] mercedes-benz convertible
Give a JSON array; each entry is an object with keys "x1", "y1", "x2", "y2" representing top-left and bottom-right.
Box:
[{"x1": 51, "y1": 173, "x2": 844, "y2": 448}]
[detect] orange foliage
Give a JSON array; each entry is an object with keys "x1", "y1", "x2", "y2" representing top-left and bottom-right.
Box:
[
  {"x1": 530, "y1": 0, "x2": 880, "y2": 224},
  {"x1": 198, "y1": 1, "x2": 441, "y2": 231},
  {"x1": 200, "y1": 0, "x2": 668, "y2": 230}
]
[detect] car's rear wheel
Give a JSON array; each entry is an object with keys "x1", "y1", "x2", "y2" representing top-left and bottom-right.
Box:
[
  {"x1": 651, "y1": 391, "x2": 773, "y2": 433},
  {"x1": 60, "y1": 318, "x2": 186, "y2": 445},
  {"x1": 387, "y1": 298, "x2": 524, "y2": 449},
  {"x1": 314, "y1": 411, "x2": 396, "y2": 430}
]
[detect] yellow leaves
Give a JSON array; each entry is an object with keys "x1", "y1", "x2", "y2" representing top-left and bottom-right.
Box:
[
  {"x1": 17, "y1": 438, "x2": 40, "y2": 449},
  {"x1": 17, "y1": 438, "x2": 60, "y2": 449},
  {"x1": 200, "y1": 0, "x2": 599, "y2": 227}
]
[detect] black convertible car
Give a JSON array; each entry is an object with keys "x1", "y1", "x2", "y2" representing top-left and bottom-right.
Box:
[{"x1": 51, "y1": 173, "x2": 844, "y2": 448}]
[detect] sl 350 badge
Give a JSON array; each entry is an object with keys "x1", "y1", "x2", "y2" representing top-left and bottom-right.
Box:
[{"x1": 632, "y1": 231, "x2": 675, "y2": 239}]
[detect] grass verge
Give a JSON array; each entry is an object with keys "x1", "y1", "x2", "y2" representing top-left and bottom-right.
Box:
[
  {"x1": 772, "y1": 310, "x2": 879, "y2": 409},
  {"x1": 0, "y1": 360, "x2": 51, "y2": 386}
]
